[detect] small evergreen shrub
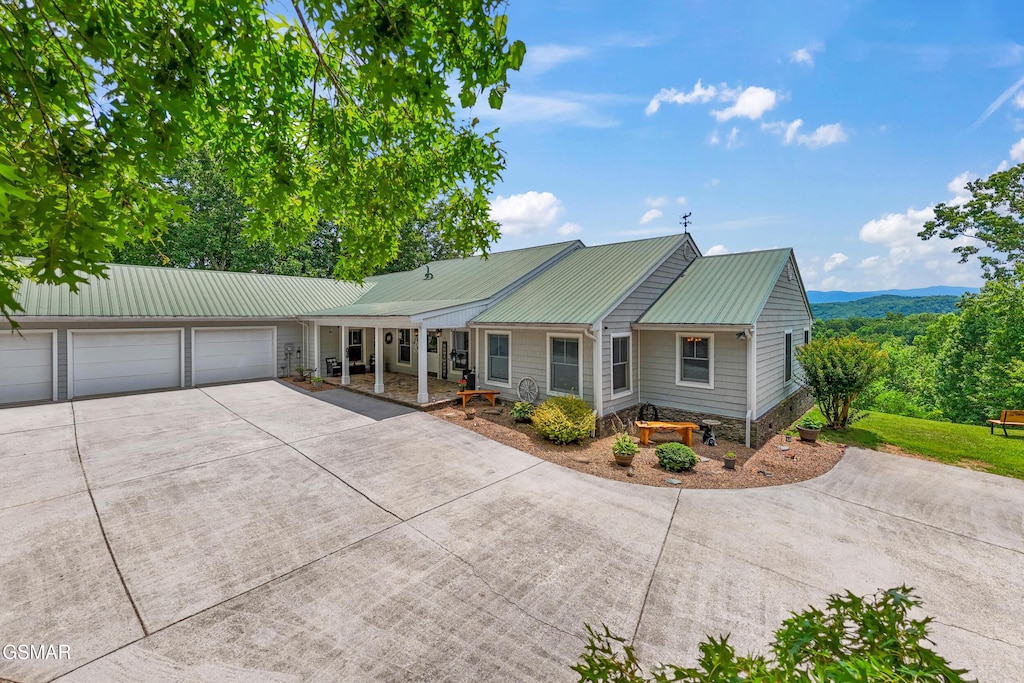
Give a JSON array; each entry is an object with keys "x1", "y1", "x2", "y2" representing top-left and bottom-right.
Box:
[
  {"x1": 532, "y1": 395, "x2": 596, "y2": 444},
  {"x1": 655, "y1": 442, "x2": 698, "y2": 472},
  {"x1": 612, "y1": 432, "x2": 639, "y2": 457},
  {"x1": 510, "y1": 401, "x2": 535, "y2": 421}
]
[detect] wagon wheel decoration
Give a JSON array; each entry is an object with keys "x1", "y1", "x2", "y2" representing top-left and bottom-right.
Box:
[{"x1": 517, "y1": 376, "x2": 539, "y2": 403}]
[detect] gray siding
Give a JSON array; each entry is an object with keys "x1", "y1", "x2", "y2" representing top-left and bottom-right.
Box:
[
  {"x1": 755, "y1": 258, "x2": 812, "y2": 417},
  {"x1": 5, "y1": 319, "x2": 301, "y2": 401},
  {"x1": 602, "y1": 238, "x2": 698, "y2": 414},
  {"x1": 637, "y1": 329, "x2": 748, "y2": 418},
  {"x1": 473, "y1": 327, "x2": 594, "y2": 406}
]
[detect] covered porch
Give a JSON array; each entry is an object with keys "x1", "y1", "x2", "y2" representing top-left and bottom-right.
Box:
[{"x1": 324, "y1": 371, "x2": 464, "y2": 409}]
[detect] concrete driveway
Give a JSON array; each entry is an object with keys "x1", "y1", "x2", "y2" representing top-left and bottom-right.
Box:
[{"x1": 1, "y1": 381, "x2": 1022, "y2": 682}]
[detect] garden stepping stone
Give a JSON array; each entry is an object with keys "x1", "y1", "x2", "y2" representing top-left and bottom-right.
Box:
[{"x1": 664, "y1": 478, "x2": 682, "y2": 485}]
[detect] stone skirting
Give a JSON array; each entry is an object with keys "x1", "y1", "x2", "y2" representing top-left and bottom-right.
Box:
[{"x1": 597, "y1": 387, "x2": 814, "y2": 448}]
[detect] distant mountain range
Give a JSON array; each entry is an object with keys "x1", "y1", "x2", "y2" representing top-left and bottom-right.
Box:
[
  {"x1": 811, "y1": 295, "x2": 962, "y2": 320},
  {"x1": 806, "y1": 286, "x2": 978, "y2": 304}
]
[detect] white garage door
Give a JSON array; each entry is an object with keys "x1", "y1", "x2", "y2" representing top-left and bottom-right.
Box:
[
  {"x1": 193, "y1": 327, "x2": 275, "y2": 385},
  {"x1": 0, "y1": 331, "x2": 55, "y2": 404},
  {"x1": 70, "y1": 330, "x2": 182, "y2": 398}
]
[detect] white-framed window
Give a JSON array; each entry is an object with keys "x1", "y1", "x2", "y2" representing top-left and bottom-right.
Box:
[
  {"x1": 485, "y1": 331, "x2": 511, "y2": 387},
  {"x1": 348, "y1": 329, "x2": 363, "y2": 362},
  {"x1": 785, "y1": 330, "x2": 793, "y2": 383},
  {"x1": 611, "y1": 333, "x2": 631, "y2": 397},
  {"x1": 803, "y1": 328, "x2": 810, "y2": 346},
  {"x1": 547, "y1": 333, "x2": 583, "y2": 396},
  {"x1": 676, "y1": 333, "x2": 714, "y2": 389},
  {"x1": 398, "y1": 328, "x2": 412, "y2": 365}
]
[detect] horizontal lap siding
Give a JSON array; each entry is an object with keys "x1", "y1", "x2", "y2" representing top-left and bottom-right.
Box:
[
  {"x1": 602, "y1": 240, "x2": 698, "y2": 414},
  {"x1": 475, "y1": 328, "x2": 593, "y2": 406},
  {"x1": 755, "y1": 259, "x2": 811, "y2": 417},
  {"x1": 638, "y1": 330, "x2": 748, "y2": 418}
]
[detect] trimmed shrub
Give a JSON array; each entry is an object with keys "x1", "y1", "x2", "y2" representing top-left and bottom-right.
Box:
[
  {"x1": 532, "y1": 395, "x2": 596, "y2": 444},
  {"x1": 655, "y1": 442, "x2": 698, "y2": 472},
  {"x1": 612, "y1": 432, "x2": 639, "y2": 456},
  {"x1": 510, "y1": 401, "x2": 535, "y2": 421}
]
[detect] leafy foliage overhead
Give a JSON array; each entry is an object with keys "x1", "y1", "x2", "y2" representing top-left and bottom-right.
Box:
[{"x1": 0, "y1": 0, "x2": 526, "y2": 317}]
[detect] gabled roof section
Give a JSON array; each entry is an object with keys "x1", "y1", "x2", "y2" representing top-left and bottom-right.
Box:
[
  {"x1": 471, "y1": 234, "x2": 690, "y2": 326},
  {"x1": 14, "y1": 263, "x2": 369, "y2": 318},
  {"x1": 310, "y1": 241, "x2": 581, "y2": 317},
  {"x1": 638, "y1": 248, "x2": 794, "y2": 325}
]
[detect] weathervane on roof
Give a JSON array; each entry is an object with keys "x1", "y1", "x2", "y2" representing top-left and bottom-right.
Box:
[{"x1": 680, "y1": 212, "x2": 692, "y2": 233}]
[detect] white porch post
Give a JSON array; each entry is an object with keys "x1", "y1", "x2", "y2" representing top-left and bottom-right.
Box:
[
  {"x1": 312, "y1": 322, "x2": 320, "y2": 377},
  {"x1": 593, "y1": 326, "x2": 603, "y2": 418},
  {"x1": 341, "y1": 324, "x2": 350, "y2": 385},
  {"x1": 417, "y1": 323, "x2": 429, "y2": 404},
  {"x1": 374, "y1": 326, "x2": 384, "y2": 393}
]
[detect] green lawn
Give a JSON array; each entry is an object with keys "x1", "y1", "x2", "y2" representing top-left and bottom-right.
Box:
[{"x1": 804, "y1": 409, "x2": 1024, "y2": 480}]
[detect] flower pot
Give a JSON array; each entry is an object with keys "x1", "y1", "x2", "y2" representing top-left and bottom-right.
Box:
[
  {"x1": 613, "y1": 453, "x2": 635, "y2": 467},
  {"x1": 465, "y1": 409, "x2": 476, "y2": 420},
  {"x1": 797, "y1": 427, "x2": 821, "y2": 443},
  {"x1": 723, "y1": 458, "x2": 736, "y2": 470}
]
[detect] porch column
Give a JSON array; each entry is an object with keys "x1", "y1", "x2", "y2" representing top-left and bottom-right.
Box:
[
  {"x1": 341, "y1": 324, "x2": 350, "y2": 385},
  {"x1": 312, "y1": 322, "x2": 320, "y2": 377},
  {"x1": 374, "y1": 326, "x2": 384, "y2": 393},
  {"x1": 417, "y1": 323, "x2": 429, "y2": 404}
]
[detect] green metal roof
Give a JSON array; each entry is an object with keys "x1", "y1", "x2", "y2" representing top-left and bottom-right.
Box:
[
  {"x1": 14, "y1": 263, "x2": 369, "y2": 318},
  {"x1": 310, "y1": 241, "x2": 580, "y2": 317},
  {"x1": 471, "y1": 234, "x2": 689, "y2": 325},
  {"x1": 638, "y1": 248, "x2": 793, "y2": 325}
]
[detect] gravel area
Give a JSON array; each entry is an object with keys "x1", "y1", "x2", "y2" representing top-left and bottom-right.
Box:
[{"x1": 428, "y1": 404, "x2": 844, "y2": 489}]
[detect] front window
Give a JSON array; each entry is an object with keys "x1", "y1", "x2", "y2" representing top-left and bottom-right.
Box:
[
  {"x1": 612, "y1": 335, "x2": 630, "y2": 394},
  {"x1": 348, "y1": 329, "x2": 362, "y2": 362},
  {"x1": 550, "y1": 336, "x2": 580, "y2": 394},
  {"x1": 398, "y1": 329, "x2": 411, "y2": 365},
  {"x1": 487, "y1": 333, "x2": 509, "y2": 384},
  {"x1": 785, "y1": 331, "x2": 793, "y2": 382},
  {"x1": 678, "y1": 335, "x2": 712, "y2": 386}
]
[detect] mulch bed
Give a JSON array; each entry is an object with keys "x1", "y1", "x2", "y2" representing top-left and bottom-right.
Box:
[
  {"x1": 428, "y1": 403, "x2": 844, "y2": 489},
  {"x1": 283, "y1": 377, "x2": 334, "y2": 393}
]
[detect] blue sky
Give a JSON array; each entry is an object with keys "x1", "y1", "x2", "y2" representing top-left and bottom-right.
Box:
[{"x1": 472, "y1": 0, "x2": 1024, "y2": 291}]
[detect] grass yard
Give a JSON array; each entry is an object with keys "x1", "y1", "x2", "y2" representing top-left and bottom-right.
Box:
[{"x1": 804, "y1": 409, "x2": 1024, "y2": 480}]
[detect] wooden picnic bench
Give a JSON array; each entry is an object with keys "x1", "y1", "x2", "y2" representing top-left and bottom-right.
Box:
[
  {"x1": 988, "y1": 410, "x2": 1024, "y2": 437},
  {"x1": 635, "y1": 420, "x2": 700, "y2": 447},
  {"x1": 457, "y1": 389, "x2": 500, "y2": 408}
]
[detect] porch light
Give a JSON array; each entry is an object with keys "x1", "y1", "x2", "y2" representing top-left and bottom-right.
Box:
[{"x1": 736, "y1": 331, "x2": 749, "y2": 341}]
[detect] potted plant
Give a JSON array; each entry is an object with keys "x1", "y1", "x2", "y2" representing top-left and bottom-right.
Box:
[
  {"x1": 723, "y1": 451, "x2": 736, "y2": 470},
  {"x1": 510, "y1": 401, "x2": 534, "y2": 423},
  {"x1": 796, "y1": 416, "x2": 825, "y2": 442},
  {"x1": 293, "y1": 365, "x2": 305, "y2": 380},
  {"x1": 458, "y1": 377, "x2": 468, "y2": 391},
  {"x1": 612, "y1": 432, "x2": 639, "y2": 467},
  {"x1": 310, "y1": 374, "x2": 323, "y2": 389},
  {"x1": 465, "y1": 408, "x2": 476, "y2": 420}
]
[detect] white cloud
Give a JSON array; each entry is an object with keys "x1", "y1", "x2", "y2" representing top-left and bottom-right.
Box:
[
  {"x1": 726, "y1": 126, "x2": 741, "y2": 148},
  {"x1": 1011, "y1": 137, "x2": 1024, "y2": 162},
  {"x1": 705, "y1": 244, "x2": 729, "y2": 256},
  {"x1": 973, "y1": 74, "x2": 1024, "y2": 128},
  {"x1": 676, "y1": 196, "x2": 687, "y2": 205},
  {"x1": 706, "y1": 178, "x2": 720, "y2": 188},
  {"x1": 822, "y1": 252, "x2": 849, "y2": 272},
  {"x1": 475, "y1": 92, "x2": 619, "y2": 128},
  {"x1": 947, "y1": 171, "x2": 974, "y2": 205},
  {"x1": 763, "y1": 119, "x2": 848, "y2": 148},
  {"x1": 1015, "y1": 90, "x2": 1024, "y2": 109},
  {"x1": 489, "y1": 191, "x2": 563, "y2": 236},
  {"x1": 711, "y1": 86, "x2": 779, "y2": 122},
  {"x1": 645, "y1": 80, "x2": 718, "y2": 115},
  {"x1": 790, "y1": 42, "x2": 823, "y2": 67},
  {"x1": 708, "y1": 129, "x2": 720, "y2": 146},
  {"x1": 523, "y1": 45, "x2": 590, "y2": 75},
  {"x1": 640, "y1": 208, "x2": 663, "y2": 224},
  {"x1": 557, "y1": 222, "x2": 583, "y2": 236},
  {"x1": 645, "y1": 196, "x2": 667, "y2": 208}
]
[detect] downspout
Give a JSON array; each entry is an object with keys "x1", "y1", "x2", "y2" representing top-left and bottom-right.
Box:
[
  {"x1": 585, "y1": 326, "x2": 602, "y2": 419},
  {"x1": 298, "y1": 320, "x2": 308, "y2": 371},
  {"x1": 746, "y1": 325, "x2": 757, "y2": 448}
]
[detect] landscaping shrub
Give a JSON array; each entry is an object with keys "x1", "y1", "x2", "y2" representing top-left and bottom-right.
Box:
[
  {"x1": 572, "y1": 586, "x2": 972, "y2": 682},
  {"x1": 655, "y1": 442, "x2": 698, "y2": 472},
  {"x1": 510, "y1": 401, "x2": 535, "y2": 421},
  {"x1": 532, "y1": 395, "x2": 596, "y2": 444},
  {"x1": 796, "y1": 336, "x2": 887, "y2": 429}
]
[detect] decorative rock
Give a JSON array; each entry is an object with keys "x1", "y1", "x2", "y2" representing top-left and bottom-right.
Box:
[
  {"x1": 778, "y1": 445, "x2": 790, "y2": 452},
  {"x1": 483, "y1": 408, "x2": 503, "y2": 415},
  {"x1": 572, "y1": 456, "x2": 592, "y2": 464},
  {"x1": 757, "y1": 470, "x2": 773, "y2": 478},
  {"x1": 665, "y1": 478, "x2": 682, "y2": 485},
  {"x1": 627, "y1": 466, "x2": 635, "y2": 477},
  {"x1": 698, "y1": 456, "x2": 710, "y2": 463}
]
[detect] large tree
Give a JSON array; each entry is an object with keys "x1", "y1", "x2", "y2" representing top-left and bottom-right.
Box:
[{"x1": 0, "y1": 1, "x2": 525, "y2": 317}]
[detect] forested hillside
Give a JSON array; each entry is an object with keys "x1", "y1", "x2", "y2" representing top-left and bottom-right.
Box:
[{"x1": 811, "y1": 295, "x2": 960, "y2": 320}]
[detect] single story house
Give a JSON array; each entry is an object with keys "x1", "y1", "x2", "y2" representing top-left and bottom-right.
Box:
[{"x1": 1, "y1": 233, "x2": 813, "y2": 446}]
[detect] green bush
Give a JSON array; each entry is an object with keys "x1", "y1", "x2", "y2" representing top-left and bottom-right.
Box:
[
  {"x1": 510, "y1": 401, "x2": 535, "y2": 421},
  {"x1": 612, "y1": 432, "x2": 639, "y2": 457},
  {"x1": 655, "y1": 442, "x2": 698, "y2": 472},
  {"x1": 572, "y1": 586, "x2": 972, "y2": 682},
  {"x1": 796, "y1": 336, "x2": 887, "y2": 429},
  {"x1": 532, "y1": 395, "x2": 596, "y2": 444}
]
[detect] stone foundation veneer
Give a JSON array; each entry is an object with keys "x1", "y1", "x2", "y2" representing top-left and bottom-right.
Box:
[{"x1": 598, "y1": 386, "x2": 814, "y2": 448}]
